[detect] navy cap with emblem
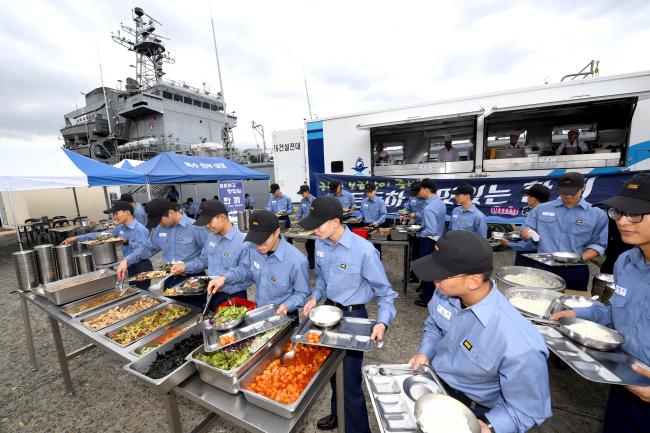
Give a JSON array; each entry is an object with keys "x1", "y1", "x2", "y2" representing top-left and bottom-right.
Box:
[
  {"x1": 452, "y1": 183, "x2": 475, "y2": 198},
  {"x1": 557, "y1": 172, "x2": 585, "y2": 195},
  {"x1": 297, "y1": 184, "x2": 310, "y2": 194},
  {"x1": 299, "y1": 196, "x2": 343, "y2": 230},
  {"x1": 194, "y1": 200, "x2": 228, "y2": 226},
  {"x1": 600, "y1": 173, "x2": 650, "y2": 214},
  {"x1": 245, "y1": 210, "x2": 280, "y2": 244},
  {"x1": 144, "y1": 198, "x2": 175, "y2": 228},
  {"x1": 119, "y1": 193, "x2": 134, "y2": 203},
  {"x1": 524, "y1": 184, "x2": 551, "y2": 203},
  {"x1": 103, "y1": 200, "x2": 134, "y2": 215},
  {"x1": 411, "y1": 231, "x2": 493, "y2": 281},
  {"x1": 420, "y1": 178, "x2": 437, "y2": 193}
]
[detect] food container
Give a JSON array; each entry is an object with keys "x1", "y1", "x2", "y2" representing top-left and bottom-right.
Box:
[
  {"x1": 293, "y1": 316, "x2": 384, "y2": 352},
  {"x1": 217, "y1": 297, "x2": 256, "y2": 311},
  {"x1": 13, "y1": 250, "x2": 39, "y2": 290},
  {"x1": 61, "y1": 287, "x2": 139, "y2": 318},
  {"x1": 504, "y1": 286, "x2": 563, "y2": 319},
  {"x1": 74, "y1": 252, "x2": 95, "y2": 274},
  {"x1": 55, "y1": 244, "x2": 78, "y2": 279},
  {"x1": 495, "y1": 266, "x2": 565, "y2": 293},
  {"x1": 34, "y1": 244, "x2": 58, "y2": 283},
  {"x1": 592, "y1": 274, "x2": 615, "y2": 304},
  {"x1": 189, "y1": 322, "x2": 292, "y2": 394},
  {"x1": 123, "y1": 321, "x2": 207, "y2": 393},
  {"x1": 309, "y1": 305, "x2": 343, "y2": 328},
  {"x1": 552, "y1": 252, "x2": 582, "y2": 263},
  {"x1": 414, "y1": 394, "x2": 480, "y2": 433},
  {"x1": 88, "y1": 241, "x2": 118, "y2": 266},
  {"x1": 237, "y1": 332, "x2": 339, "y2": 418},
  {"x1": 389, "y1": 228, "x2": 409, "y2": 241},
  {"x1": 43, "y1": 268, "x2": 117, "y2": 305},
  {"x1": 79, "y1": 294, "x2": 162, "y2": 330},
  {"x1": 105, "y1": 304, "x2": 192, "y2": 347},
  {"x1": 558, "y1": 317, "x2": 624, "y2": 351},
  {"x1": 351, "y1": 227, "x2": 369, "y2": 239},
  {"x1": 369, "y1": 229, "x2": 390, "y2": 241}
]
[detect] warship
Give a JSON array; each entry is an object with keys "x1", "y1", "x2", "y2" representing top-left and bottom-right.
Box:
[{"x1": 60, "y1": 7, "x2": 265, "y2": 165}]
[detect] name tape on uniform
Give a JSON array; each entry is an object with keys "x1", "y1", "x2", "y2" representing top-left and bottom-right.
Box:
[
  {"x1": 437, "y1": 304, "x2": 452, "y2": 320},
  {"x1": 615, "y1": 285, "x2": 627, "y2": 297}
]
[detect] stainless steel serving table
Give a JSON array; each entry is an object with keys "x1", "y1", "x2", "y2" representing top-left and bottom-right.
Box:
[
  {"x1": 283, "y1": 231, "x2": 412, "y2": 293},
  {"x1": 16, "y1": 288, "x2": 348, "y2": 433}
]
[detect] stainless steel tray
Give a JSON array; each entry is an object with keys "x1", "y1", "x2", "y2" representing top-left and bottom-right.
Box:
[
  {"x1": 363, "y1": 364, "x2": 447, "y2": 433},
  {"x1": 522, "y1": 253, "x2": 587, "y2": 267},
  {"x1": 43, "y1": 269, "x2": 117, "y2": 305},
  {"x1": 535, "y1": 325, "x2": 650, "y2": 386},
  {"x1": 61, "y1": 287, "x2": 139, "y2": 318},
  {"x1": 369, "y1": 230, "x2": 390, "y2": 240},
  {"x1": 163, "y1": 276, "x2": 209, "y2": 297},
  {"x1": 189, "y1": 321, "x2": 292, "y2": 394},
  {"x1": 123, "y1": 320, "x2": 207, "y2": 393},
  {"x1": 292, "y1": 317, "x2": 384, "y2": 352},
  {"x1": 131, "y1": 315, "x2": 201, "y2": 357},
  {"x1": 79, "y1": 294, "x2": 164, "y2": 331},
  {"x1": 389, "y1": 228, "x2": 409, "y2": 241},
  {"x1": 203, "y1": 304, "x2": 293, "y2": 353},
  {"x1": 237, "y1": 332, "x2": 340, "y2": 418},
  {"x1": 104, "y1": 303, "x2": 193, "y2": 347}
]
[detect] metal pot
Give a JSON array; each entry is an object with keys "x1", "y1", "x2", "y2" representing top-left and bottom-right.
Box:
[
  {"x1": 55, "y1": 244, "x2": 78, "y2": 279},
  {"x1": 34, "y1": 244, "x2": 58, "y2": 283},
  {"x1": 80, "y1": 218, "x2": 91, "y2": 227},
  {"x1": 75, "y1": 252, "x2": 95, "y2": 274},
  {"x1": 88, "y1": 242, "x2": 118, "y2": 266},
  {"x1": 13, "y1": 250, "x2": 39, "y2": 290},
  {"x1": 495, "y1": 266, "x2": 566, "y2": 293}
]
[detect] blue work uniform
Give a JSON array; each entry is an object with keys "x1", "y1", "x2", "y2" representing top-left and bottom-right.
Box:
[
  {"x1": 522, "y1": 197, "x2": 608, "y2": 290},
  {"x1": 418, "y1": 196, "x2": 448, "y2": 303},
  {"x1": 224, "y1": 237, "x2": 310, "y2": 312},
  {"x1": 133, "y1": 202, "x2": 147, "y2": 226},
  {"x1": 360, "y1": 196, "x2": 387, "y2": 225},
  {"x1": 184, "y1": 225, "x2": 251, "y2": 309},
  {"x1": 403, "y1": 196, "x2": 427, "y2": 223},
  {"x1": 244, "y1": 195, "x2": 255, "y2": 209},
  {"x1": 419, "y1": 285, "x2": 552, "y2": 433},
  {"x1": 77, "y1": 219, "x2": 152, "y2": 288},
  {"x1": 329, "y1": 190, "x2": 356, "y2": 209},
  {"x1": 450, "y1": 204, "x2": 488, "y2": 237},
  {"x1": 573, "y1": 247, "x2": 650, "y2": 433},
  {"x1": 296, "y1": 195, "x2": 314, "y2": 220},
  {"x1": 265, "y1": 194, "x2": 293, "y2": 214},
  {"x1": 312, "y1": 226, "x2": 397, "y2": 433}
]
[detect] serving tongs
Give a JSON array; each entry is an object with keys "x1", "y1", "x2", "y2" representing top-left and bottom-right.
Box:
[
  {"x1": 116, "y1": 277, "x2": 127, "y2": 294},
  {"x1": 197, "y1": 292, "x2": 214, "y2": 324}
]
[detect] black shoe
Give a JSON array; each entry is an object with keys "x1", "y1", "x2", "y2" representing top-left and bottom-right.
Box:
[
  {"x1": 414, "y1": 300, "x2": 428, "y2": 307},
  {"x1": 317, "y1": 414, "x2": 338, "y2": 430}
]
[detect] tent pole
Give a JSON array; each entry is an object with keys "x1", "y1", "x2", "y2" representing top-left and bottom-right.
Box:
[
  {"x1": 146, "y1": 183, "x2": 152, "y2": 201},
  {"x1": 194, "y1": 184, "x2": 198, "y2": 201},
  {"x1": 103, "y1": 186, "x2": 110, "y2": 208},
  {"x1": 72, "y1": 188, "x2": 81, "y2": 217},
  {"x1": 7, "y1": 190, "x2": 23, "y2": 250}
]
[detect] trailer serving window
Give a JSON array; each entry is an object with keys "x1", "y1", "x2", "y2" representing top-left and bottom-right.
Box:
[
  {"x1": 482, "y1": 97, "x2": 636, "y2": 172},
  {"x1": 358, "y1": 111, "x2": 481, "y2": 177}
]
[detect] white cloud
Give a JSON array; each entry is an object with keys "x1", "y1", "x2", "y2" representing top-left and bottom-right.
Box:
[{"x1": 1, "y1": 0, "x2": 648, "y2": 152}]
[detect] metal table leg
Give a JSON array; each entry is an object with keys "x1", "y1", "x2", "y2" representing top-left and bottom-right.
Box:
[
  {"x1": 48, "y1": 316, "x2": 75, "y2": 396},
  {"x1": 166, "y1": 391, "x2": 183, "y2": 433},
  {"x1": 402, "y1": 243, "x2": 409, "y2": 293},
  {"x1": 20, "y1": 295, "x2": 38, "y2": 371},
  {"x1": 336, "y1": 358, "x2": 345, "y2": 433}
]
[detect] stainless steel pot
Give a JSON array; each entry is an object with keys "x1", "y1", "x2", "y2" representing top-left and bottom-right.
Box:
[
  {"x1": 75, "y1": 252, "x2": 95, "y2": 274},
  {"x1": 80, "y1": 218, "x2": 91, "y2": 227},
  {"x1": 495, "y1": 266, "x2": 566, "y2": 293},
  {"x1": 88, "y1": 242, "x2": 118, "y2": 266},
  {"x1": 34, "y1": 244, "x2": 58, "y2": 283},
  {"x1": 13, "y1": 250, "x2": 39, "y2": 290},
  {"x1": 55, "y1": 244, "x2": 78, "y2": 279}
]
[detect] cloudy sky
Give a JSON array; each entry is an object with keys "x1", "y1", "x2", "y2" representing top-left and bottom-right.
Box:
[{"x1": 1, "y1": 0, "x2": 649, "y2": 152}]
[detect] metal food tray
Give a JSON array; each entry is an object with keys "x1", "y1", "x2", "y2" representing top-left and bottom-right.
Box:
[
  {"x1": 62, "y1": 286, "x2": 139, "y2": 318},
  {"x1": 128, "y1": 271, "x2": 169, "y2": 282},
  {"x1": 389, "y1": 228, "x2": 408, "y2": 241},
  {"x1": 363, "y1": 364, "x2": 448, "y2": 433},
  {"x1": 104, "y1": 303, "x2": 193, "y2": 348},
  {"x1": 535, "y1": 325, "x2": 650, "y2": 386},
  {"x1": 203, "y1": 304, "x2": 293, "y2": 353},
  {"x1": 123, "y1": 320, "x2": 208, "y2": 393},
  {"x1": 237, "y1": 331, "x2": 340, "y2": 418},
  {"x1": 292, "y1": 317, "x2": 384, "y2": 352},
  {"x1": 131, "y1": 315, "x2": 201, "y2": 356},
  {"x1": 79, "y1": 294, "x2": 164, "y2": 331},
  {"x1": 522, "y1": 253, "x2": 587, "y2": 267},
  {"x1": 189, "y1": 321, "x2": 293, "y2": 394},
  {"x1": 504, "y1": 287, "x2": 564, "y2": 319},
  {"x1": 163, "y1": 277, "x2": 209, "y2": 296},
  {"x1": 43, "y1": 269, "x2": 118, "y2": 305},
  {"x1": 369, "y1": 230, "x2": 390, "y2": 241}
]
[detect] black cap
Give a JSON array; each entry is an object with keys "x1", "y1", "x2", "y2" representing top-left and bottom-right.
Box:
[
  {"x1": 329, "y1": 180, "x2": 341, "y2": 193},
  {"x1": 524, "y1": 184, "x2": 551, "y2": 203},
  {"x1": 364, "y1": 182, "x2": 377, "y2": 193},
  {"x1": 119, "y1": 193, "x2": 134, "y2": 203},
  {"x1": 411, "y1": 231, "x2": 493, "y2": 281},
  {"x1": 269, "y1": 183, "x2": 280, "y2": 193},
  {"x1": 420, "y1": 178, "x2": 437, "y2": 192},
  {"x1": 299, "y1": 196, "x2": 343, "y2": 230},
  {"x1": 600, "y1": 173, "x2": 650, "y2": 214},
  {"x1": 410, "y1": 181, "x2": 421, "y2": 193},
  {"x1": 103, "y1": 200, "x2": 133, "y2": 215},
  {"x1": 557, "y1": 172, "x2": 585, "y2": 195},
  {"x1": 194, "y1": 200, "x2": 228, "y2": 226},
  {"x1": 245, "y1": 210, "x2": 280, "y2": 244},
  {"x1": 297, "y1": 184, "x2": 310, "y2": 194},
  {"x1": 453, "y1": 183, "x2": 474, "y2": 197},
  {"x1": 145, "y1": 198, "x2": 174, "y2": 229}
]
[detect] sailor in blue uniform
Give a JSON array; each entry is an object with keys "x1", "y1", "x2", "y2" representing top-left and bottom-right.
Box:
[
  {"x1": 266, "y1": 183, "x2": 293, "y2": 228},
  {"x1": 328, "y1": 180, "x2": 357, "y2": 210},
  {"x1": 520, "y1": 172, "x2": 608, "y2": 290},
  {"x1": 449, "y1": 183, "x2": 488, "y2": 238},
  {"x1": 551, "y1": 173, "x2": 650, "y2": 433},
  {"x1": 295, "y1": 184, "x2": 315, "y2": 268},
  {"x1": 301, "y1": 196, "x2": 397, "y2": 433},
  {"x1": 410, "y1": 231, "x2": 552, "y2": 433}
]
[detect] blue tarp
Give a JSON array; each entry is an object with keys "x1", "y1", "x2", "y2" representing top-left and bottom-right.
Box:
[
  {"x1": 130, "y1": 152, "x2": 270, "y2": 183},
  {"x1": 61, "y1": 148, "x2": 147, "y2": 186}
]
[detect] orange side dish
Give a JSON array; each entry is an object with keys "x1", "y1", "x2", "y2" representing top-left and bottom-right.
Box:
[
  {"x1": 245, "y1": 343, "x2": 332, "y2": 404},
  {"x1": 306, "y1": 331, "x2": 321, "y2": 343},
  {"x1": 219, "y1": 335, "x2": 237, "y2": 346}
]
